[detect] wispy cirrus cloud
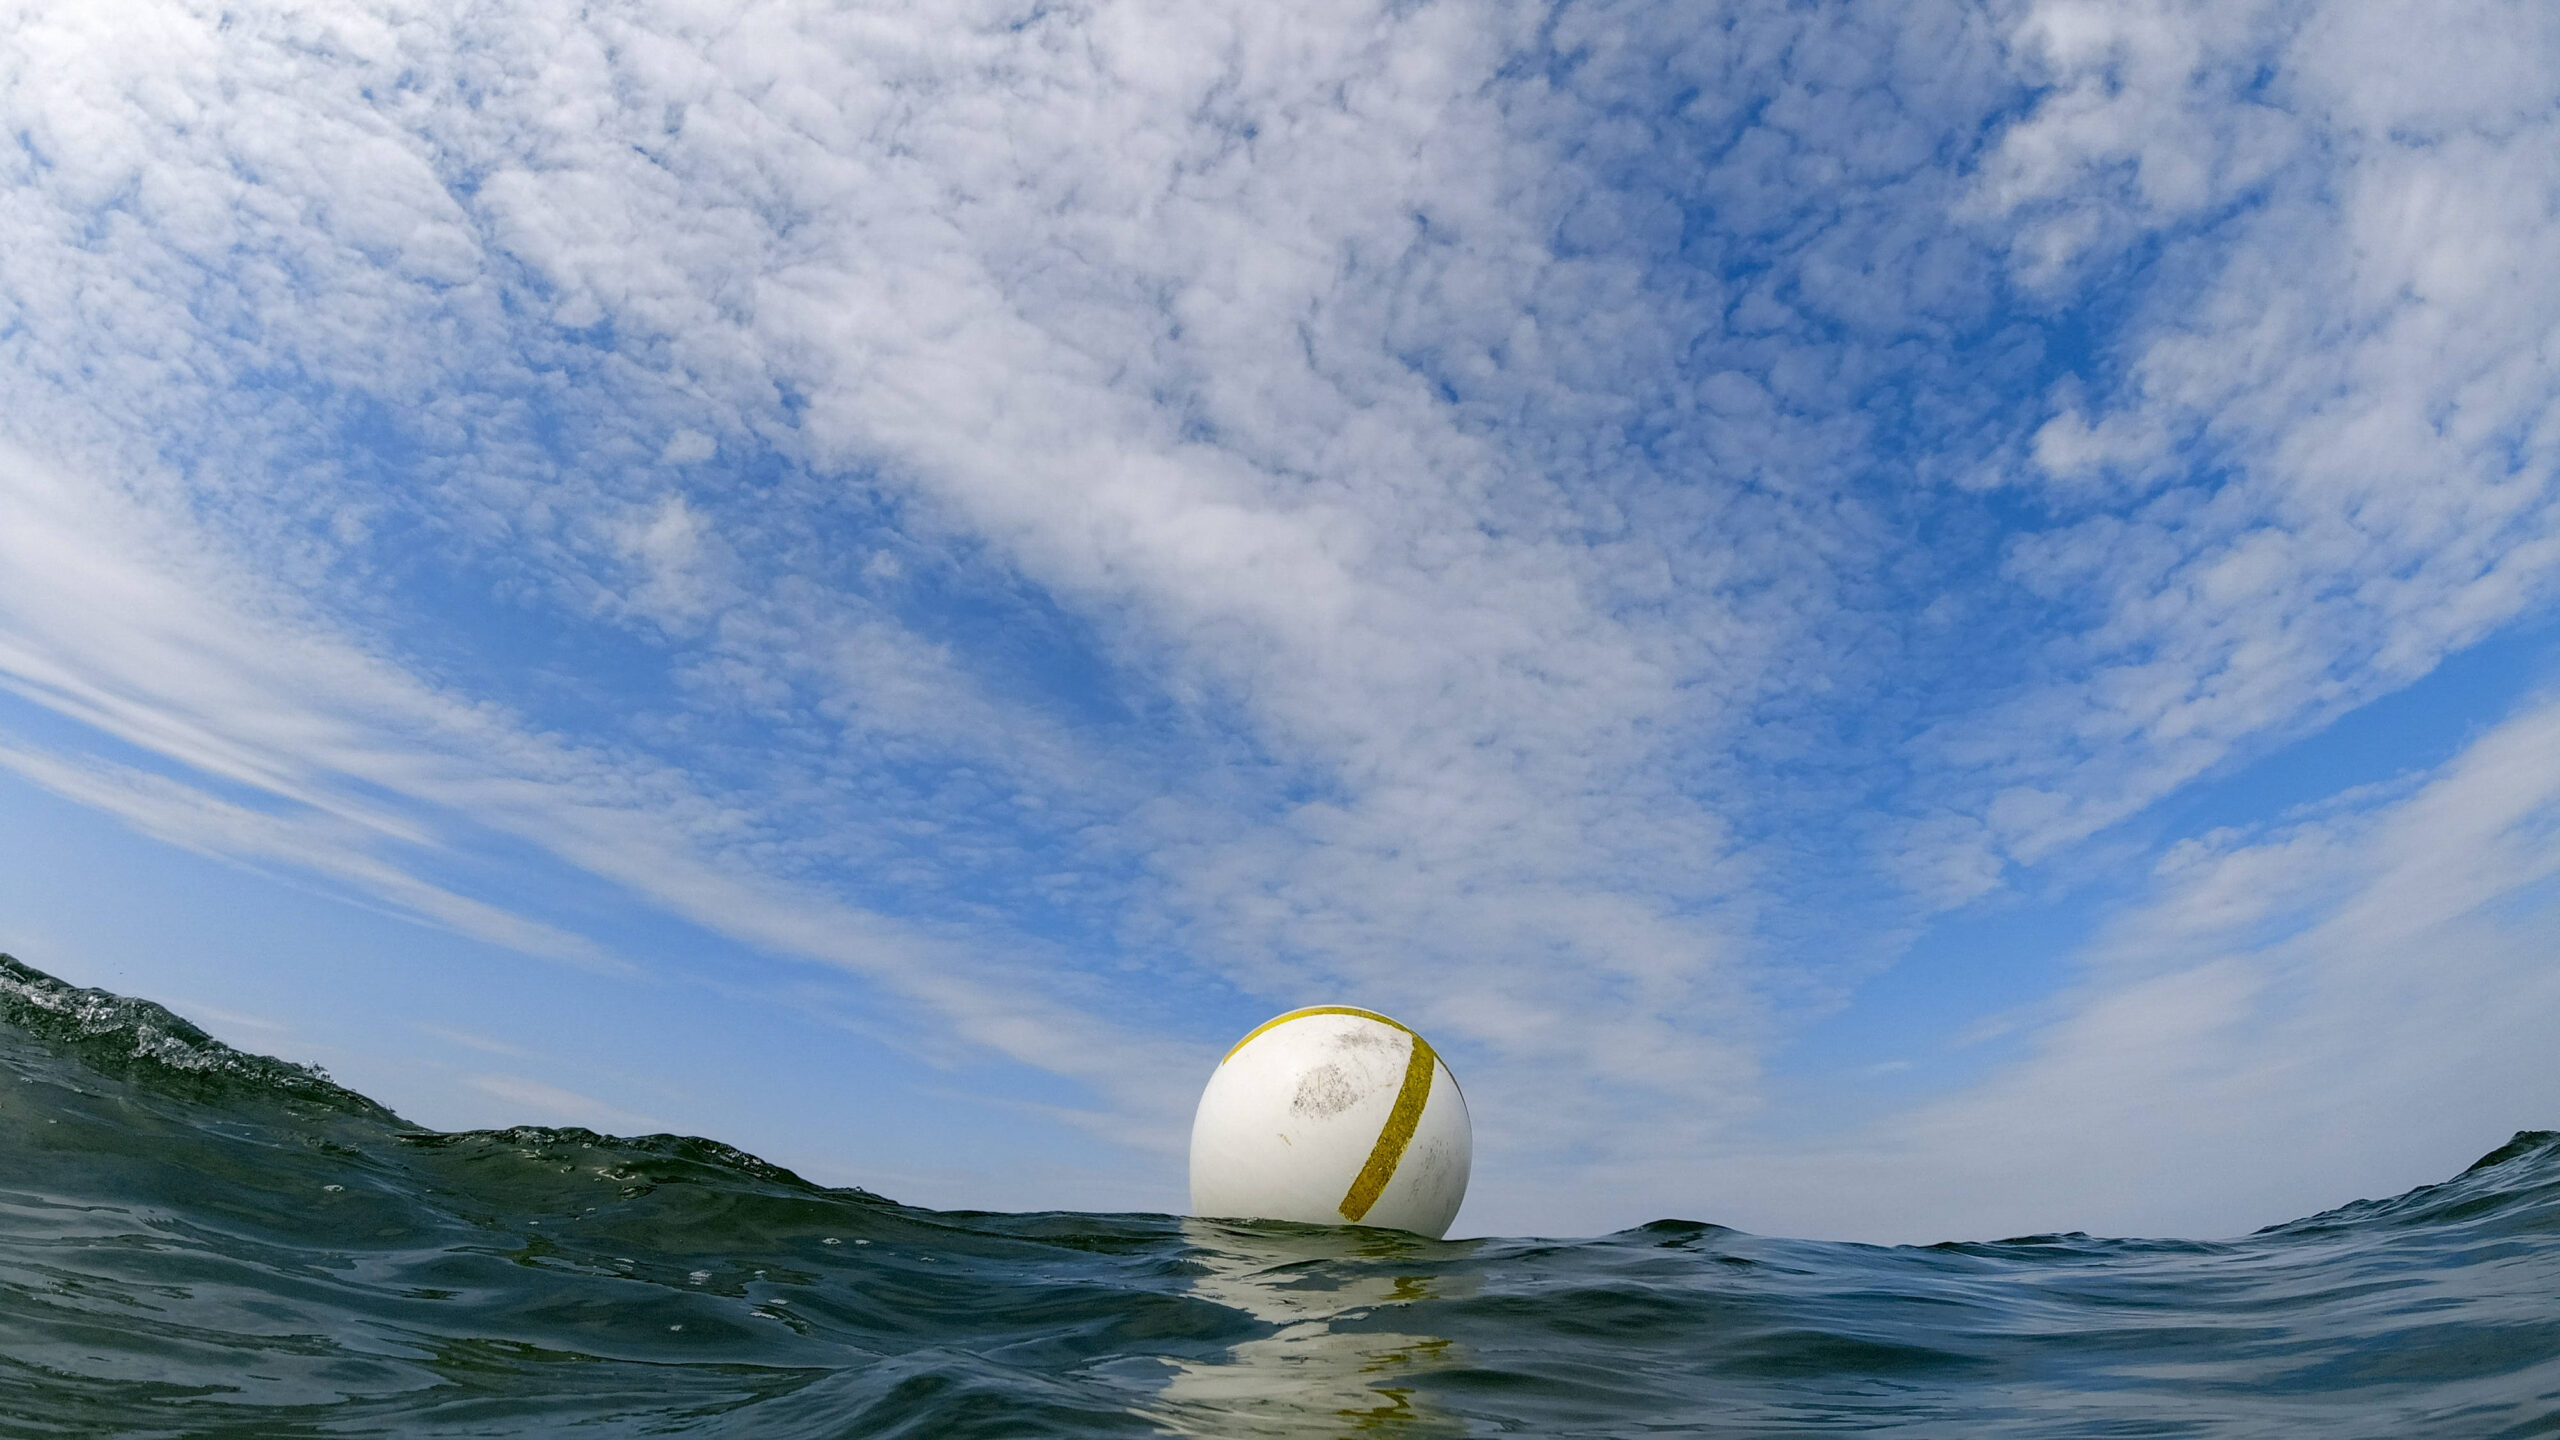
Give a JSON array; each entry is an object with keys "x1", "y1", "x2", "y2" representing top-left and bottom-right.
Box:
[
  {"x1": 1691, "y1": 684, "x2": 2560, "y2": 1244},
  {"x1": 0, "y1": 440, "x2": 1197, "y2": 1132}
]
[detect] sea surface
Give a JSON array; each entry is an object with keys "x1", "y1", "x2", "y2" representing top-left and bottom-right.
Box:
[{"x1": 5, "y1": 954, "x2": 2558, "y2": 1438}]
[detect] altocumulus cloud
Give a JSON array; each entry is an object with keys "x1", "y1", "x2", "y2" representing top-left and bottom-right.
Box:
[{"x1": 0, "y1": 0, "x2": 2554, "y2": 1237}]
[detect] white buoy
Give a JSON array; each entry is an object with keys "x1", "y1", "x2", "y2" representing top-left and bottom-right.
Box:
[{"x1": 1189, "y1": 1006, "x2": 1471, "y2": 1238}]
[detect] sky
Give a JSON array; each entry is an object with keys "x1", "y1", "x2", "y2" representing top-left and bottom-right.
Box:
[{"x1": 1, "y1": 0, "x2": 2556, "y2": 1243}]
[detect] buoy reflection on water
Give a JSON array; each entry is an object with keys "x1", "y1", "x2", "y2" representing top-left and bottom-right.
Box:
[{"x1": 1151, "y1": 1218, "x2": 1470, "y2": 1438}]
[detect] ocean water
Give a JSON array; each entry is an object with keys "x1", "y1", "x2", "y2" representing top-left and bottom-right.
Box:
[{"x1": 5, "y1": 954, "x2": 2557, "y2": 1438}]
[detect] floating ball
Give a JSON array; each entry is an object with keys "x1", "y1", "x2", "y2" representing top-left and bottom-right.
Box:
[{"x1": 1189, "y1": 1006, "x2": 1471, "y2": 1238}]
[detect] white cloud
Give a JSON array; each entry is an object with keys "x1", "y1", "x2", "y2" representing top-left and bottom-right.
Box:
[
  {"x1": 0, "y1": 737, "x2": 610, "y2": 968},
  {"x1": 417, "y1": 1023, "x2": 527, "y2": 1058},
  {"x1": 612, "y1": 493, "x2": 728, "y2": 627},
  {"x1": 182, "y1": 10, "x2": 1785, "y2": 1023},
  {"x1": 1677, "y1": 689, "x2": 2560, "y2": 1244},
  {"x1": 0, "y1": 0, "x2": 1944, "y2": 1199},
  {"x1": 461, "y1": 0, "x2": 2051, "y2": 1114},
  {"x1": 0, "y1": 440, "x2": 1196, "y2": 1121},
  {"x1": 468, "y1": 1072, "x2": 664, "y2": 1134},
  {"x1": 1910, "y1": 0, "x2": 2560, "y2": 885}
]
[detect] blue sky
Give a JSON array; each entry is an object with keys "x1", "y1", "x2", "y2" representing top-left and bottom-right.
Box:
[{"x1": 2, "y1": 0, "x2": 2557, "y2": 1241}]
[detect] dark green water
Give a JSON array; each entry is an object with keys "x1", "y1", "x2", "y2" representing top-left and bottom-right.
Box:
[{"x1": 5, "y1": 954, "x2": 2557, "y2": 1438}]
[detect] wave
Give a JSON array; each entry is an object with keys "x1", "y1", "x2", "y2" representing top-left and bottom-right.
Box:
[{"x1": 4, "y1": 952, "x2": 2556, "y2": 1437}]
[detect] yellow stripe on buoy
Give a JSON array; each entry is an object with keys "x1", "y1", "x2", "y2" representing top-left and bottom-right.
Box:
[
  {"x1": 1219, "y1": 1005, "x2": 1411, "y2": 1064},
  {"x1": 1337, "y1": 1029, "x2": 1435, "y2": 1224}
]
